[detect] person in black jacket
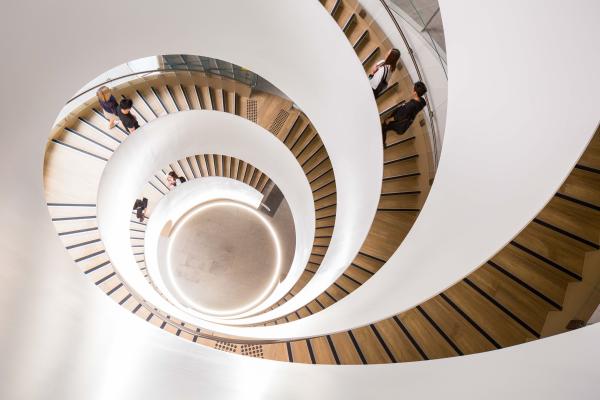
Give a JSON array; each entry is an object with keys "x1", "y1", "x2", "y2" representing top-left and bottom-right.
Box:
[
  {"x1": 117, "y1": 97, "x2": 140, "y2": 134},
  {"x1": 133, "y1": 198, "x2": 148, "y2": 222},
  {"x1": 381, "y1": 81, "x2": 427, "y2": 147}
]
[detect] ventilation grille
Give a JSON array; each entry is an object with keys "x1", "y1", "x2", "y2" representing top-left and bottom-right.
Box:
[
  {"x1": 240, "y1": 344, "x2": 264, "y2": 358},
  {"x1": 246, "y1": 99, "x2": 258, "y2": 123},
  {"x1": 268, "y1": 109, "x2": 289, "y2": 135},
  {"x1": 215, "y1": 341, "x2": 238, "y2": 353}
]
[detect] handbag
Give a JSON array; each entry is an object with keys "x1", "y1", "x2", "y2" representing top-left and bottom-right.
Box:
[{"x1": 372, "y1": 65, "x2": 390, "y2": 96}]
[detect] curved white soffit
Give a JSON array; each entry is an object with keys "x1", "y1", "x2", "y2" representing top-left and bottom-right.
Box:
[
  {"x1": 144, "y1": 177, "x2": 264, "y2": 318},
  {"x1": 4, "y1": 280, "x2": 600, "y2": 400},
  {"x1": 120, "y1": 0, "x2": 600, "y2": 338},
  {"x1": 227, "y1": 0, "x2": 600, "y2": 338},
  {"x1": 97, "y1": 111, "x2": 316, "y2": 329},
  {"x1": 0, "y1": 0, "x2": 599, "y2": 397},
  {"x1": 22, "y1": 0, "x2": 382, "y2": 324}
]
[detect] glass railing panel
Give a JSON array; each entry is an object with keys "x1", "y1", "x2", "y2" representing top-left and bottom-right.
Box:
[{"x1": 387, "y1": 0, "x2": 447, "y2": 74}]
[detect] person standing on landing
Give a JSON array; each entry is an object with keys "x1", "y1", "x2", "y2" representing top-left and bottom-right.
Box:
[
  {"x1": 166, "y1": 171, "x2": 186, "y2": 189},
  {"x1": 133, "y1": 197, "x2": 148, "y2": 223},
  {"x1": 117, "y1": 97, "x2": 140, "y2": 134},
  {"x1": 96, "y1": 86, "x2": 119, "y2": 129},
  {"x1": 381, "y1": 81, "x2": 427, "y2": 147},
  {"x1": 369, "y1": 48, "x2": 400, "y2": 97}
]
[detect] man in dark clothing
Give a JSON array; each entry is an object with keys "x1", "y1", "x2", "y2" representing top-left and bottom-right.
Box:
[
  {"x1": 117, "y1": 97, "x2": 140, "y2": 133},
  {"x1": 381, "y1": 81, "x2": 427, "y2": 147},
  {"x1": 133, "y1": 197, "x2": 148, "y2": 222}
]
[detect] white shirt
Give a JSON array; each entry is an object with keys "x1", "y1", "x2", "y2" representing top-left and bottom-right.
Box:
[{"x1": 369, "y1": 61, "x2": 389, "y2": 90}]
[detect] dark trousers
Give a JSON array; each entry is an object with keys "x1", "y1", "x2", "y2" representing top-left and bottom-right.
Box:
[{"x1": 382, "y1": 118, "x2": 412, "y2": 146}]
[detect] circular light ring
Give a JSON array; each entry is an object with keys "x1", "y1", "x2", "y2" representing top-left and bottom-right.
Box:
[
  {"x1": 164, "y1": 200, "x2": 282, "y2": 317},
  {"x1": 139, "y1": 169, "x2": 299, "y2": 322}
]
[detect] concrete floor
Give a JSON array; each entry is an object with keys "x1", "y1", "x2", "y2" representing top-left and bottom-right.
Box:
[{"x1": 167, "y1": 201, "x2": 280, "y2": 316}]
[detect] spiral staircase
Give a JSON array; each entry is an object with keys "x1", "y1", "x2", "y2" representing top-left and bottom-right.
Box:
[{"x1": 1, "y1": 0, "x2": 600, "y2": 399}]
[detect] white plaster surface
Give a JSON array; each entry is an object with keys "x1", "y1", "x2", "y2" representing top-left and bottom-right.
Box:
[{"x1": 0, "y1": 1, "x2": 599, "y2": 398}]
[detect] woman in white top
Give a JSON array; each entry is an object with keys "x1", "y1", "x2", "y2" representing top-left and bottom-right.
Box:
[
  {"x1": 167, "y1": 171, "x2": 186, "y2": 189},
  {"x1": 369, "y1": 48, "x2": 400, "y2": 97}
]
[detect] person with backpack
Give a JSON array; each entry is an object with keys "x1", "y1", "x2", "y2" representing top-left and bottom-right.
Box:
[
  {"x1": 167, "y1": 171, "x2": 186, "y2": 189},
  {"x1": 96, "y1": 86, "x2": 119, "y2": 129},
  {"x1": 381, "y1": 81, "x2": 428, "y2": 147},
  {"x1": 117, "y1": 97, "x2": 140, "y2": 134},
  {"x1": 369, "y1": 48, "x2": 400, "y2": 97}
]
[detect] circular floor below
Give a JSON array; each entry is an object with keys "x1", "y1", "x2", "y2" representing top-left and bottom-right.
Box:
[{"x1": 167, "y1": 201, "x2": 280, "y2": 317}]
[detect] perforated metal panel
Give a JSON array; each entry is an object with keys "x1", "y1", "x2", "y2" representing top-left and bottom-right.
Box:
[
  {"x1": 268, "y1": 109, "x2": 289, "y2": 135},
  {"x1": 214, "y1": 341, "x2": 238, "y2": 353},
  {"x1": 246, "y1": 99, "x2": 258, "y2": 123},
  {"x1": 240, "y1": 344, "x2": 264, "y2": 358}
]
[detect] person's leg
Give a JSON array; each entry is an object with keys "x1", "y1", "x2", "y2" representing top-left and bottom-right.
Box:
[
  {"x1": 381, "y1": 123, "x2": 388, "y2": 148},
  {"x1": 103, "y1": 110, "x2": 117, "y2": 129},
  {"x1": 381, "y1": 115, "x2": 396, "y2": 148},
  {"x1": 386, "y1": 120, "x2": 410, "y2": 136}
]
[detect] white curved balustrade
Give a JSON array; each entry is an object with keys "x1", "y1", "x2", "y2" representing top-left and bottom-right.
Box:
[
  {"x1": 2, "y1": 0, "x2": 384, "y2": 336},
  {"x1": 1, "y1": 0, "x2": 599, "y2": 398},
  {"x1": 97, "y1": 111, "x2": 316, "y2": 327},
  {"x1": 248, "y1": 0, "x2": 600, "y2": 338},
  {"x1": 195, "y1": 0, "x2": 600, "y2": 336},
  {"x1": 105, "y1": 0, "x2": 600, "y2": 338}
]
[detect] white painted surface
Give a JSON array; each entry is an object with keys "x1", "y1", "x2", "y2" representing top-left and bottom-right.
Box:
[
  {"x1": 1, "y1": 0, "x2": 385, "y2": 339},
  {"x1": 0, "y1": 0, "x2": 599, "y2": 398},
  {"x1": 215, "y1": 0, "x2": 600, "y2": 339},
  {"x1": 101, "y1": 0, "x2": 600, "y2": 338},
  {"x1": 97, "y1": 111, "x2": 317, "y2": 328},
  {"x1": 18, "y1": 0, "x2": 383, "y2": 332},
  {"x1": 2, "y1": 273, "x2": 600, "y2": 400},
  {"x1": 588, "y1": 305, "x2": 600, "y2": 325}
]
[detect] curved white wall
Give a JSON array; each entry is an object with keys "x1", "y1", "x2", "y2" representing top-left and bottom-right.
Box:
[
  {"x1": 94, "y1": 0, "x2": 600, "y2": 339},
  {"x1": 202, "y1": 0, "x2": 600, "y2": 338},
  {"x1": 1, "y1": 0, "x2": 600, "y2": 398},
  {"x1": 2, "y1": 263, "x2": 600, "y2": 400},
  {"x1": 97, "y1": 111, "x2": 317, "y2": 328}
]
